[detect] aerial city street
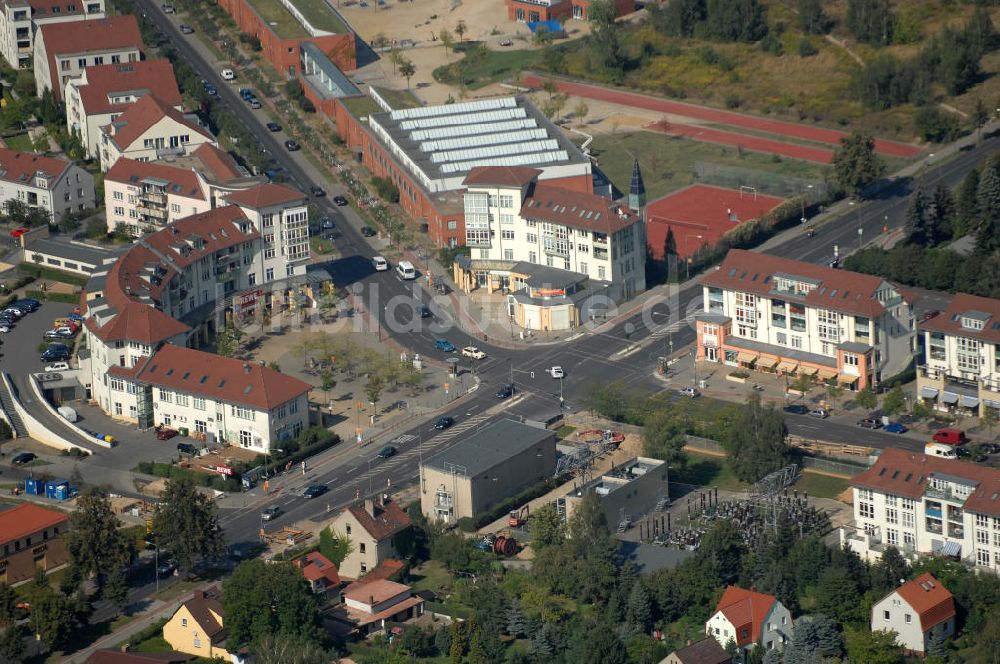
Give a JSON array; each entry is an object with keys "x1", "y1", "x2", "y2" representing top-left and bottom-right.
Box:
[{"x1": 1, "y1": 0, "x2": 1000, "y2": 662}]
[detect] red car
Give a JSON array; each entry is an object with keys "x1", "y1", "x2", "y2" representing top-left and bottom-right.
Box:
[
  {"x1": 155, "y1": 428, "x2": 178, "y2": 440},
  {"x1": 9, "y1": 227, "x2": 29, "y2": 238},
  {"x1": 932, "y1": 428, "x2": 968, "y2": 446}
]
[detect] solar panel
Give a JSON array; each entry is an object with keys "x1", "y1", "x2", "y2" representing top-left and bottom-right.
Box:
[
  {"x1": 400, "y1": 108, "x2": 526, "y2": 131},
  {"x1": 390, "y1": 96, "x2": 515, "y2": 121},
  {"x1": 439, "y1": 150, "x2": 571, "y2": 174},
  {"x1": 411, "y1": 118, "x2": 539, "y2": 142},
  {"x1": 431, "y1": 139, "x2": 561, "y2": 165},
  {"x1": 420, "y1": 128, "x2": 548, "y2": 153}
]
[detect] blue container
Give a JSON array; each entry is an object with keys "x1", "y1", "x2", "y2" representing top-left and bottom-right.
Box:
[
  {"x1": 45, "y1": 480, "x2": 68, "y2": 500},
  {"x1": 54, "y1": 485, "x2": 71, "y2": 501},
  {"x1": 24, "y1": 479, "x2": 44, "y2": 495}
]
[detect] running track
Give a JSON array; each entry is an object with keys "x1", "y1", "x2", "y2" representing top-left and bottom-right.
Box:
[
  {"x1": 521, "y1": 75, "x2": 923, "y2": 159},
  {"x1": 647, "y1": 121, "x2": 834, "y2": 164}
]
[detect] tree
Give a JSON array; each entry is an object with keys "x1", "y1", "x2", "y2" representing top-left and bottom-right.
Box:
[
  {"x1": 625, "y1": 580, "x2": 653, "y2": 635},
  {"x1": 318, "y1": 527, "x2": 352, "y2": 565},
  {"x1": 27, "y1": 579, "x2": 85, "y2": 650},
  {"x1": 956, "y1": 167, "x2": 981, "y2": 236},
  {"x1": 365, "y1": 374, "x2": 385, "y2": 415},
  {"x1": 588, "y1": 0, "x2": 626, "y2": 82},
  {"x1": 704, "y1": 0, "x2": 768, "y2": 42},
  {"x1": 455, "y1": 19, "x2": 467, "y2": 42},
  {"x1": 439, "y1": 28, "x2": 455, "y2": 57},
  {"x1": 833, "y1": 132, "x2": 886, "y2": 196},
  {"x1": 641, "y1": 409, "x2": 687, "y2": 470},
  {"x1": 449, "y1": 618, "x2": 468, "y2": 663},
  {"x1": 0, "y1": 623, "x2": 25, "y2": 663},
  {"x1": 153, "y1": 476, "x2": 224, "y2": 572},
  {"x1": 976, "y1": 166, "x2": 1000, "y2": 253},
  {"x1": 846, "y1": 0, "x2": 894, "y2": 46},
  {"x1": 565, "y1": 619, "x2": 628, "y2": 664},
  {"x1": 881, "y1": 385, "x2": 906, "y2": 416},
  {"x1": 790, "y1": 373, "x2": 813, "y2": 394},
  {"x1": 399, "y1": 59, "x2": 416, "y2": 89},
  {"x1": 530, "y1": 503, "x2": 565, "y2": 549},
  {"x1": 506, "y1": 597, "x2": 526, "y2": 638},
  {"x1": 216, "y1": 322, "x2": 244, "y2": 358},
  {"x1": 844, "y1": 626, "x2": 903, "y2": 664},
  {"x1": 250, "y1": 633, "x2": 329, "y2": 664},
  {"x1": 905, "y1": 187, "x2": 935, "y2": 247},
  {"x1": 65, "y1": 487, "x2": 135, "y2": 605},
  {"x1": 871, "y1": 546, "x2": 910, "y2": 595},
  {"x1": 974, "y1": 98, "x2": 990, "y2": 139},
  {"x1": 855, "y1": 387, "x2": 878, "y2": 410},
  {"x1": 721, "y1": 392, "x2": 790, "y2": 483},
  {"x1": 698, "y1": 520, "x2": 747, "y2": 584},
  {"x1": 798, "y1": 0, "x2": 828, "y2": 34},
  {"x1": 574, "y1": 100, "x2": 589, "y2": 122},
  {"x1": 223, "y1": 559, "x2": 324, "y2": 648}
]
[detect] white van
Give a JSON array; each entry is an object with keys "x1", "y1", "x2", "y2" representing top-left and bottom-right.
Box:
[
  {"x1": 925, "y1": 442, "x2": 957, "y2": 459},
  {"x1": 396, "y1": 260, "x2": 416, "y2": 280}
]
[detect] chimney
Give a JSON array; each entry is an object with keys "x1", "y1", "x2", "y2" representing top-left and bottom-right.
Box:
[
  {"x1": 368, "y1": 594, "x2": 375, "y2": 607},
  {"x1": 364, "y1": 497, "x2": 375, "y2": 516},
  {"x1": 121, "y1": 643, "x2": 129, "y2": 652},
  {"x1": 243, "y1": 363, "x2": 251, "y2": 374}
]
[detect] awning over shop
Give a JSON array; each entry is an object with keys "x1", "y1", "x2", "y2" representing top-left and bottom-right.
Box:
[
  {"x1": 984, "y1": 399, "x2": 1000, "y2": 409},
  {"x1": 737, "y1": 352, "x2": 758, "y2": 364},
  {"x1": 941, "y1": 392, "x2": 959, "y2": 405},
  {"x1": 817, "y1": 368, "x2": 838, "y2": 380},
  {"x1": 920, "y1": 387, "x2": 939, "y2": 399},
  {"x1": 960, "y1": 395, "x2": 980, "y2": 409},
  {"x1": 758, "y1": 357, "x2": 779, "y2": 370},
  {"x1": 939, "y1": 541, "x2": 961, "y2": 558},
  {"x1": 799, "y1": 366, "x2": 819, "y2": 376},
  {"x1": 837, "y1": 375, "x2": 858, "y2": 386},
  {"x1": 776, "y1": 361, "x2": 798, "y2": 373}
]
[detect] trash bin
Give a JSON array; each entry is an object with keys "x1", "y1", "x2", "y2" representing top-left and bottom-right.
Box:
[{"x1": 178, "y1": 427, "x2": 189, "y2": 437}]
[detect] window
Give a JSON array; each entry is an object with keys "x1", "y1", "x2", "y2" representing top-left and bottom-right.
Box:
[
  {"x1": 113, "y1": 191, "x2": 124, "y2": 201},
  {"x1": 266, "y1": 268, "x2": 274, "y2": 281},
  {"x1": 110, "y1": 377, "x2": 124, "y2": 391},
  {"x1": 734, "y1": 292, "x2": 757, "y2": 326},
  {"x1": 902, "y1": 511, "x2": 915, "y2": 530},
  {"x1": 883, "y1": 610, "x2": 890, "y2": 621},
  {"x1": 159, "y1": 389, "x2": 173, "y2": 403},
  {"x1": 193, "y1": 637, "x2": 201, "y2": 649},
  {"x1": 598, "y1": 266, "x2": 606, "y2": 280},
  {"x1": 499, "y1": 194, "x2": 514, "y2": 208},
  {"x1": 776, "y1": 332, "x2": 787, "y2": 346},
  {"x1": 447, "y1": 220, "x2": 457, "y2": 230},
  {"x1": 859, "y1": 501, "x2": 874, "y2": 519},
  {"x1": 345, "y1": 524, "x2": 351, "y2": 535},
  {"x1": 957, "y1": 336, "x2": 982, "y2": 373},
  {"x1": 928, "y1": 332, "x2": 946, "y2": 361},
  {"x1": 978, "y1": 549, "x2": 992, "y2": 567},
  {"x1": 359, "y1": 543, "x2": 366, "y2": 553},
  {"x1": 904, "y1": 614, "x2": 912, "y2": 624},
  {"x1": 528, "y1": 251, "x2": 537, "y2": 264},
  {"x1": 526, "y1": 233, "x2": 537, "y2": 243},
  {"x1": 817, "y1": 309, "x2": 840, "y2": 342},
  {"x1": 248, "y1": 273, "x2": 256, "y2": 286},
  {"x1": 903, "y1": 531, "x2": 915, "y2": 547},
  {"x1": 239, "y1": 430, "x2": 253, "y2": 447},
  {"x1": 501, "y1": 229, "x2": 515, "y2": 240},
  {"x1": 195, "y1": 420, "x2": 207, "y2": 433},
  {"x1": 503, "y1": 249, "x2": 513, "y2": 261},
  {"x1": 580, "y1": 261, "x2": 588, "y2": 274},
  {"x1": 193, "y1": 397, "x2": 205, "y2": 410},
  {"x1": 232, "y1": 405, "x2": 255, "y2": 420},
  {"x1": 500, "y1": 213, "x2": 514, "y2": 224},
  {"x1": 886, "y1": 528, "x2": 898, "y2": 545},
  {"x1": 791, "y1": 336, "x2": 803, "y2": 349}
]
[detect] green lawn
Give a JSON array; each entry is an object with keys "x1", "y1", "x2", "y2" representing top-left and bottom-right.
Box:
[
  {"x1": 409, "y1": 559, "x2": 453, "y2": 595},
  {"x1": 793, "y1": 473, "x2": 849, "y2": 500},
  {"x1": 4, "y1": 133, "x2": 32, "y2": 151},
  {"x1": 433, "y1": 49, "x2": 544, "y2": 90},
  {"x1": 554, "y1": 424, "x2": 576, "y2": 440},
  {"x1": 371, "y1": 86, "x2": 422, "y2": 111},
  {"x1": 590, "y1": 130, "x2": 830, "y2": 202},
  {"x1": 674, "y1": 451, "x2": 746, "y2": 491},
  {"x1": 245, "y1": 0, "x2": 308, "y2": 39},
  {"x1": 292, "y1": 0, "x2": 347, "y2": 34}
]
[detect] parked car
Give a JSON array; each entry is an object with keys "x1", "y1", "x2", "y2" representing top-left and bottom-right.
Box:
[
  {"x1": 932, "y1": 428, "x2": 969, "y2": 446},
  {"x1": 44, "y1": 329, "x2": 74, "y2": 340},
  {"x1": 11, "y1": 452, "x2": 36, "y2": 465},
  {"x1": 176, "y1": 442, "x2": 197, "y2": 455},
  {"x1": 260, "y1": 506, "x2": 281, "y2": 521},
  {"x1": 372, "y1": 256, "x2": 388, "y2": 272},
  {"x1": 360, "y1": 226, "x2": 376, "y2": 237},
  {"x1": 310, "y1": 186, "x2": 326, "y2": 198},
  {"x1": 982, "y1": 443, "x2": 1000, "y2": 454},
  {"x1": 434, "y1": 416, "x2": 455, "y2": 430},
  {"x1": 204, "y1": 84, "x2": 218, "y2": 96},
  {"x1": 1, "y1": 308, "x2": 23, "y2": 319},
  {"x1": 809, "y1": 408, "x2": 829, "y2": 419},
  {"x1": 462, "y1": 346, "x2": 486, "y2": 360},
  {"x1": 496, "y1": 384, "x2": 515, "y2": 399},
  {"x1": 162, "y1": 3, "x2": 173, "y2": 12},
  {"x1": 320, "y1": 217, "x2": 334, "y2": 230},
  {"x1": 783, "y1": 404, "x2": 809, "y2": 415},
  {"x1": 156, "y1": 561, "x2": 176, "y2": 577},
  {"x1": 303, "y1": 484, "x2": 327, "y2": 499},
  {"x1": 220, "y1": 68, "x2": 235, "y2": 81},
  {"x1": 265, "y1": 122, "x2": 281, "y2": 132},
  {"x1": 43, "y1": 362, "x2": 70, "y2": 372},
  {"x1": 179, "y1": 24, "x2": 193, "y2": 33},
  {"x1": 239, "y1": 87, "x2": 254, "y2": 100},
  {"x1": 376, "y1": 446, "x2": 397, "y2": 459},
  {"x1": 679, "y1": 386, "x2": 700, "y2": 398},
  {"x1": 435, "y1": 339, "x2": 456, "y2": 352},
  {"x1": 548, "y1": 366, "x2": 565, "y2": 379},
  {"x1": 0, "y1": 325, "x2": 9, "y2": 334},
  {"x1": 857, "y1": 418, "x2": 881, "y2": 429},
  {"x1": 156, "y1": 428, "x2": 179, "y2": 440},
  {"x1": 284, "y1": 140, "x2": 300, "y2": 151},
  {"x1": 419, "y1": 305, "x2": 432, "y2": 319},
  {"x1": 334, "y1": 195, "x2": 349, "y2": 206},
  {"x1": 883, "y1": 422, "x2": 908, "y2": 434},
  {"x1": 954, "y1": 445, "x2": 971, "y2": 458},
  {"x1": 248, "y1": 99, "x2": 262, "y2": 109},
  {"x1": 40, "y1": 348, "x2": 70, "y2": 362}
]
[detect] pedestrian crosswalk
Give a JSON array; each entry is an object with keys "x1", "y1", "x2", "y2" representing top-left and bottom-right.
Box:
[
  {"x1": 369, "y1": 413, "x2": 494, "y2": 474},
  {"x1": 389, "y1": 433, "x2": 418, "y2": 445}
]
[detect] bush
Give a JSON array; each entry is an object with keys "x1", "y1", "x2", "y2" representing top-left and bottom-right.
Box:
[
  {"x1": 0, "y1": 418, "x2": 12, "y2": 441},
  {"x1": 470, "y1": 474, "x2": 568, "y2": 530},
  {"x1": 19, "y1": 263, "x2": 88, "y2": 286},
  {"x1": 24, "y1": 290, "x2": 80, "y2": 304},
  {"x1": 914, "y1": 106, "x2": 960, "y2": 143},
  {"x1": 371, "y1": 176, "x2": 400, "y2": 204},
  {"x1": 436, "y1": 245, "x2": 470, "y2": 270},
  {"x1": 135, "y1": 460, "x2": 243, "y2": 492},
  {"x1": 798, "y1": 38, "x2": 818, "y2": 57}
]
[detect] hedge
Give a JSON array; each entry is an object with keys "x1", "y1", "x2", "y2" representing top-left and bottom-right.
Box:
[
  {"x1": 24, "y1": 290, "x2": 80, "y2": 304},
  {"x1": 135, "y1": 460, "x2": 242, "y2": 492},
  {"x1": 245, "y1": 427, "x2": 341, "y2": 475},
  {"x1": 117, "y1": 618, "x2": 168, "y2": 650},
  {"x1": 459, "y1": 473, "x2": 571, "y2": 532},
  {"x1": 19, "y1": 263, "x2": 88, "y2": 286}
]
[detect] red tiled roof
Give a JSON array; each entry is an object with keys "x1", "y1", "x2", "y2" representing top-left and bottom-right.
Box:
[
  {"x1": 102, "y1": 95, "x2": 211, "y2": 153},
  {"x1": 191, "y1": 144, "x2": 242, "y2": 182},
  {"x1": 700, "y1": 249, "x2": 913, "y2": 318},
  {"x1": 86, "y1": 300, "x2": 190, "y2": 345},
  {"x1": 920, "y1": 292, "x2": 1000, "y2": 344},
  {"x1": 712, "y1": 586, "x2": 777, "y2": 647},
  {"x1": 107, "y1": 363, "x2": 143, "y2": 379},
  {"x1": 136, "y1": 343, "x2": 312, "y2": 411},
  {"x1": 672, "y1": 638, "x2": 732, "y2": 664},
  {"x1": 343, "y1": 578, "x2": 410, "y2": 605},
  {"x1": 463, "y1": 166, "x2": 541, "y2": 188},
  {"x1": 0, "y1": 503, "x2": 68, "y2": 546},
  {"x1": 38, "y1": 17, "x2": 142, "y2": 98},
  {"x1": 893, "y1": 573, "x2": 956, "y2": 633},
  {"x1": 351, "y1": 558, "x2": 405, "y2": 584},
  {"x1": 295, "y1": 552, "x2": 341, "y2": 586},
  {"x1": 343, "y1": 595, "x2": 423, "y2": 627},
  {"x1": 345, "y1": 498, "x2": 411, "y2": 541},
  {"x1": 105, "y1": 158, "x2": 205, "y2": 201},
  {"x1": 0, "y1": 148, "x2": 71, "y2": 188},
  {"x1": 30, "y1": 0, "x2": 88, "y2": 16},
  {"x1": 84, "y1": 650, "x2": 193, "y2": 664},
  {"x1": 520, "y1": 182, "x2": 638, "y2": 234},
  {"x1": 225, "y1": 183, "x2": 305, "y2": 209},
  {"x1": 75, "y1": 60, "x2": 181, "y2": 117},
  {"x1": 851, "y1": 448, "x2": 1000, "y2": 517}
]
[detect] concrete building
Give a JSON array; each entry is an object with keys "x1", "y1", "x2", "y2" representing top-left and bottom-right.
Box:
[
  {"x1": 705, "y1": 586, "x2": 792, "y2": 653},
  {"x1": 0, "y1": 503, "x2": 69, "y2": 586},
  {"x1": 453, "y1": 165, "x2": 646, "y2": 308},
  {"x1": 99, "y1": 95, "x2": 215, "y2": 172},
  {"x1": 20, "y1": 232, "x2": 110, "y2": 275},
  {"x1": 0, "y1": 148, "x2": 95, "y2": 221},
  {"x1": 33, "y1": 15, "x2": 142, "y2": 100},
  {"x1": 420, "y1": 418, "x2": 556, "y2": 524},
  {"x1": 326, "y1": 495, "x2": 412, "y2": 579},
  {"x1": 696, "y1": 249, "x2": 917, "y2": 391},
  {"x1": 504, "y1": 0, "x2": 633, "y2": 22},
  {"x1": 660, "y1": 638, "x2": 732, "y2": 664},
  {"x1": 65, "y1": 59, "x2": 182, "y2": 161},
  {"x1": 871, "y1": 573, "x2": 956, "y2": 655},
  {"x1": 558, "y1": 456, "x2": 668, "y2": 532},
  {"x1": 0, "y1": 0, "x2": 105, "y2": 70},
  {"x1": 224, "y1": 183, "x2": 310, "y2": 281},
  {"x1": 163, "y1": 587, "x2": 244, "y2": 663},
  {"x1": 917, "y1": 292, "x2": 1000, "y2": 419},
  {"x1": 841, "y1": 448, "x2": 1000, "y2": 574}
]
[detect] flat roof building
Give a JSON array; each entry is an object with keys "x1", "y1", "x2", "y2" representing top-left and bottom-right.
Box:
[
  {"x1": 420, "y1": 418, "x2": 556, "y2": 524},
  {"x1": 558, "y1": 457, "x2": 669, "y2": 532}
]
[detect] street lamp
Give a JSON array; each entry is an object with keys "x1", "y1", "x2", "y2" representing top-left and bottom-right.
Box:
[
  {"x1": 857, "y1": 226, "x2": 864, "y2": 250},
  {"x1": 800, "y1": 184, "x2": 814, "y2": 224},
  {"x1": 683, "y1": 234, "x2": 703, "y2": 281}
]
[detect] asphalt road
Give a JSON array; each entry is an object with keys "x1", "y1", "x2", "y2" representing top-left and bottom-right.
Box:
[{"x1": 88, "y1": 1, "x2": 1000, "y2": 548}]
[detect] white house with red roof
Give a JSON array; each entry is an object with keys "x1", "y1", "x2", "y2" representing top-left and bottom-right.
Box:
[
  {"x1": 33, "y1": 15, "x2": 142, "y2": 99},
  {"x1": 705, "y1": 586, "x2": 792, "y2": 653},
  {"x1": 224, "y1": 184, "x2": 310, "y2": 281},
  {"x1": 0, "y1": 0, "x2": 104, "y2": 70},
  {"x1": 917, "y1": 291, "x2": 1000, "y2": 419},
  {"x1": 0, "y1": 148, "x2": 95, "y2": 221},
  {"x1": 293, "y1": 551, "x2": 341, "y2": 595},
  {"x1": 696, "y1": 249, "x2": 916, "y2": 391},
  {"x1": 332, "y1": 578, "x2": 425, "y2": 636},
  {"x1": 65, "y1": 59, "x2": 182, "y2": 160},
  {"x1": 871, "y1": 573, "x2": 956, "y2": 654},
  {"x1": 99, "y1": 95, "x2": 215, "y2": 172},
  {"x1": 841, "y1": 447, "x2": 1000, "y2": 574}
]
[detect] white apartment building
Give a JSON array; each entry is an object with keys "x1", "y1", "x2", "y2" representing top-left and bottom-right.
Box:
[
  {"x1": 99, "y1": 95, "x2": 214, "y2": 172},
  {"x1": 65, "y1": 59, "x2": 182, "y2": 160},
  {"x1": 458, "y1": 166, "x2": 645, "y2": 302},
  {"x1": 705, "y1": 586, "x2": 792, "y2": 653},
  {"x1": 0, "y1": 148, "x2": 95, "y2": 220},
  {"x1": 33, "y1": 15, "x2": 141, "y2": 100},
  {"x1": 224, "y1": 184, "x2": 310, "y2": 280},
  {"x1": 0, "y1": 0, "x2": 104, "y2": 69},
  {"x1": 841, "y1": 447, "x2": 1000, "y2": 575},
  {"x1": 696, "y1": 249, "x2": 916, "y2": 390},
  {"x1": 871, "y1": 573, "x2": 956, "y2": 655},
  {"x1": 917, "y1": 292, "x2": 1000, "y2": 419}
]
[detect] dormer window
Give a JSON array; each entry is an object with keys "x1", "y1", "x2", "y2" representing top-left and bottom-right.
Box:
[{"x1": 961, "y1": 316, "x2": 986, "y2": 331}]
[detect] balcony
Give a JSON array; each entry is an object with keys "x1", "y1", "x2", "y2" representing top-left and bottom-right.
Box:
[
  {"x1": 947, "y1": 523, "x2": 965, "y2": 539},
  {"x1": 215, "y1": 263, "x2": 238, "y2": 276},
  {"x1": 136, "y1": 205, "x2": 167, "y2": 219},
  {"x1": 594, "y1": 247, "x2": 609, "y2": 260},
  {"x1": 140, "y1": 191, "x2": 166, "y2": 204},
  {"x1": 926, "y1": 519, "x2": 943, "y2": 535},
  {"x1": 592, "y1": 233, "x2": 608, "y2": 245}
]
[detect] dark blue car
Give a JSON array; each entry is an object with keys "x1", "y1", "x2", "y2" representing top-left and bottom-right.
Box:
[
  {"x1": 434, "y1": 339, "x2": 455, "y2": 352},
  {"x1": 883, "y1": 422, "x2": 908, "y2": 434}
]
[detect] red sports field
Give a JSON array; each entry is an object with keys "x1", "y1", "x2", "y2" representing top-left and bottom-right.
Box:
[
  {"x1": 646, "y1": 184, "x2": 785, "y2": 260},
  {"x1": 646, "y1": 120, "x2": 834, "y2": 164}
]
